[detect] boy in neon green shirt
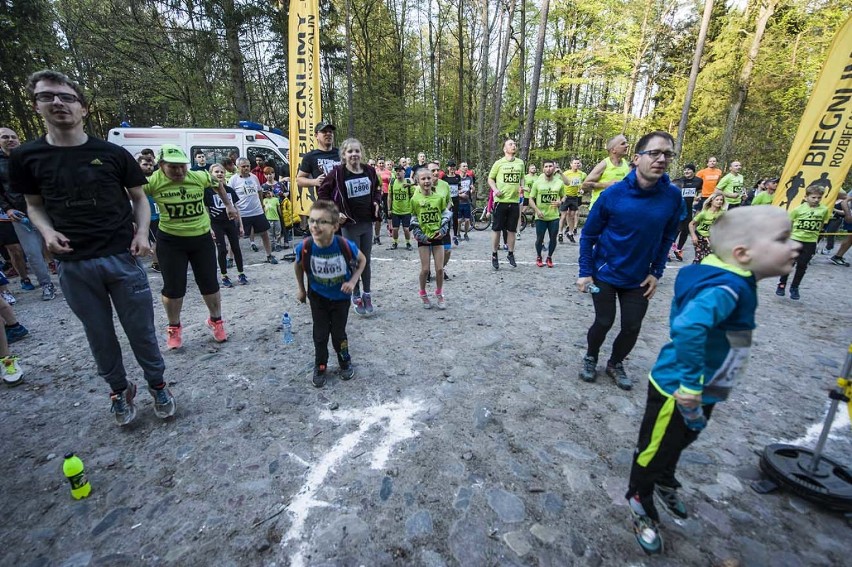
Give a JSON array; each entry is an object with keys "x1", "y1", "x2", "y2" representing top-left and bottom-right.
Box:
[
  {"x1": 716, "y1": 161, "x2": 744, "y2": 208},
  {"x1": 776, "y1": 184, "x2": 831, "y2": 300},
  {"x1": 388, "y1": 166, "x2": 414, "y2": 250}
]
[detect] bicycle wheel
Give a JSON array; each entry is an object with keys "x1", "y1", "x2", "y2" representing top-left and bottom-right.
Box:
[
  {"x1": 518, "y1": 212, "x2": 529, "y2": 233},
  {"x1": 473, "y1": 208, "x2": 491, "y2": 231}
]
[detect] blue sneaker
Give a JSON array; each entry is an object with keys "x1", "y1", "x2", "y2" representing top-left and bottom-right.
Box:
[
  {"x1": 238, "y1": 273, "x2": 248, "y2": 285},
  {"x1": 5, "y1": 324, "x2": 28, "y2": 344},
  {"x1": 789, "y1": 287, "x2": 800, "y2": 300},
  {"x1": 221, "y1": 275, "x2": 234, "y2": 288},
  {"x1": 110, "y1": 382, "x2": 137, "y2": 426},
  {"x1": 352, "y1": 295, "x2": 367, "y2": 316},
  {"x1": 20, "y1": 279, "x2": 35, "y2": 291},
  {"x1": 148, "y1": 385, "x2": 176, "y2": 419}
]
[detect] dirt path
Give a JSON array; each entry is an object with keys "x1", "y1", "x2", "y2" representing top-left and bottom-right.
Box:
[{"x1": 2, "y1": 229, "x2": 850, "y2": 566}]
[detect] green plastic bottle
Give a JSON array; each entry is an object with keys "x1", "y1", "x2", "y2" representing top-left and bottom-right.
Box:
[{"x1": 63, "y1": 453, "x2": 91, "y2": 499}]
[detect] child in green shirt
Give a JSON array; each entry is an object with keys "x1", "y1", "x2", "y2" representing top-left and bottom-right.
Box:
[
  {"x1": 776, "y1": 184, "x2": 831, "y2": 300},
  {"x1": 688, "y1": 192, "x2": 725, "y2": 264},
  {"x1": 410, "y1": 168, "x2": 451, "y2": 309},
  {"x1": 263, "y1": 191, "x2": 282, "y2": 249}
]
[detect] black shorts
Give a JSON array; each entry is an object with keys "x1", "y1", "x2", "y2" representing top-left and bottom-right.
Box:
[
  {"x1": 492, "y1": 202, "x2": 520, "y2": 232},
  {"x1": 418, "y1": 236, "x2": 446, "y2": 248},
  {"x1": 391, "y1": 213, "x2": 411, "y2": 228},
  {"x1": 156, "y1": 231, "x2": 219, "y2": 298},
  {"x1": 560, "y1": 197, "x2": 580, "y2": 212},
  {"x1": 242, "y1": 214, "x2": 271, "y2": 235},
  {"x1": 0, "y1": 222, "x2": 19, "y2": 246},
  {"x1": 149, "y1": 219, "x2": 160, "y2": 243},
  {"x1": 522, "y1": 198, "x2": 530, "y2": 207}
]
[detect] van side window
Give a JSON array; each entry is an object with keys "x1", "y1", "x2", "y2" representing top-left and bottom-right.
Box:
[
  {"x1": 248, "y1": 147, "x2": 290, "y2": 183},
  {"x1": 191, "y1": 146, "x2": 240, "y2": 167}
]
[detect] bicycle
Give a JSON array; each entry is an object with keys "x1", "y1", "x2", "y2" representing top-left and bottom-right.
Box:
[{"x1": 472, "y1": 206, "x2": 491, "y2": 231}]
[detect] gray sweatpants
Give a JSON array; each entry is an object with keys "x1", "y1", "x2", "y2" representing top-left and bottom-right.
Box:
[
  {"x1": 57, "y1": 252, "x2": 165, "y2": 392},
  {"x1": 341, "y1": 221, "x2": 373, "y2": 295},
  {"x1": 12, "y1": 221, "x2": 52, "y2": 286}
]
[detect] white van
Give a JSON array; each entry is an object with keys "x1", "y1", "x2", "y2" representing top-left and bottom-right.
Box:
[{"x1": 107, "y1": 123, "x2": 290, "y2": 176}]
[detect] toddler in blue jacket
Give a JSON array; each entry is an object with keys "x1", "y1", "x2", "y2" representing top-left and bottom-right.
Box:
[{"x1": 625, "y1": 206, "x2": 800, "y2": 555}]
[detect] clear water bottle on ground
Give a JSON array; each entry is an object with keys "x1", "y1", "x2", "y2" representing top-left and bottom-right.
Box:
[
  {"x1": 281, "y1": 312, "x2": 294, "y2": 344},
  {"x1": 677, "y1": 403, "x2": 707, "y2": 431}
]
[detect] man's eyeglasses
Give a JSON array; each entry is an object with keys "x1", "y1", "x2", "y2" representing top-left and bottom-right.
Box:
[
  {"x1": 307, "y1": 218, "x2": 334, "y2": 227},
  {"x1": 34, "y1": 92, "x2": 81, "y2": 104},
  {"x1": 637, "y1": 149, "x2": 677, "y2": 161}
]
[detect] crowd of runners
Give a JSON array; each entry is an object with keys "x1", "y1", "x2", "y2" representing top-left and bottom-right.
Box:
[{"x1": 1, "y1": 69, "x2": 850, "y2": 556}]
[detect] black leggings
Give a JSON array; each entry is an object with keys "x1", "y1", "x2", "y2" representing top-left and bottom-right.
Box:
[
  {"x1": 156, "y1": 231, "x2": 219, "y2": 298},
  {"x1": 675, "y1": 211, "x2": 693, "y2": 250},
  {"x1": 341, "y1": 221, "x2": 372, "y2": 295},
  {"x1": 535, "y1": 218, "x2": 559, "y2": 257},
  {"x1": 308, "y1": 290, "x2": 352, "y2": 367},
  {"x1": 780, "y1": 240, "x2": 816, "y2": 288},
  {"x1": 451, "y1": 197, "x2": 460, "y2": 236},
  {"x1": 211, "y1": 221, "x2": 244, "y2": 274},
  {"x1": 586, "y1": 280, "x2": 649, "y2": 365}
]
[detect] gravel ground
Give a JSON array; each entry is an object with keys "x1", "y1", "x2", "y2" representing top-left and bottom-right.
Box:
[{"x1": 1, "y1": 227, "x2": 850, "y2": 567}]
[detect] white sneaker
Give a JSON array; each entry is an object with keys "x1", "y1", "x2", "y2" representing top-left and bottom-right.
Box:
[
  {"x1": 1, "y1": 290, "x2": 16, "y2": 305},
  {"x1": 2, "y1": 356, "x2": 23, "y2": 385},
  {"x1": 435, "y1": 294, "x2": 446, "y2": 310}
]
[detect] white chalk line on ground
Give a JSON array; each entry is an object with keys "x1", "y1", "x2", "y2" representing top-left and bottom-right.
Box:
[
  {"x1": 784, "y1": 400, "x2": 851, "y2": 446},
  {"x1": 280, "y1": 398, "x2": 425, "y2": 567}
]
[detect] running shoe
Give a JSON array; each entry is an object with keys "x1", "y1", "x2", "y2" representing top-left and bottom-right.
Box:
[
  {"x1": 579, "y1": 355, "x2": 597, "y2": 382},
  {"x1": 444, "y1": 270, "x2": 451, "y2": 280},
  {"x1": 453, "y1": 236, "x2": 459, "y2": 246},
  {"x1": 502, "y1": 244, "x2": 509, "y2": 251},
  {"x1": 389, "y1": 242, "x2": 398, "y2": 250},
  {"x1": 463, "y1": 234, "x2": 469, "y2": 241},
  {"x1": 558, "y1": 233, "x2": 564, "y2": 243},
  {"x1": 226, "y1": 258, "x2": 235, "y2": 269},
  {"x1": 151, "y1": 262, "x2": 161, "y2": 273},
  {"x1": 426, "y1": 271, "x2": 432, "y2": 283},
  {"x1": 110, "y1": 382, "x2": 137, "y2": 426},
  {"x1": 206, "y1": 318, "x2": 228, "y2": 342},
  {"x1": 238, "y1": 273, "x2": 249, "y2": 285},
  {"x1": 435, "y1": 294, "x2": 446, "y2": 310},
  {"x1": 820, "y1": 248, "x2": 833, "y2": 255},
  {"x1": 5, "y1": 324, "x2": 28, "y2": 344},
  {"x1": 221, "y1": 275, "x2": 234, "y2": 288},
  {"x1": 48, "y1": 261, "x2": 57, "y2": 275},
  {"x1": 406, "y1": 242, "x2": 413, "y2": 250},
  {"x1": 673, "y1": 249, "x2": 683, "y2": 262},
  {"x1": 375, "y1": 236, "x2": 382, "y2": 245},
  {"x1": 4, "y1": 266, "x2": 17, "y2": 278},
  {"x1": 507, "y1": 252, "x2": 517, "y2": 268},
  {"x1": 166, "y1": 325, "x2": 182, "y2": 350},
  {"x1": 789, "y1": 287, "x2": 800, "y2": 300},
  {"x1": 546, "y1": 257, "x2": 554, "y2": 268},
  {"x1": 312, "y1": 364, "x2": 327, "y2": 388},
  {"x1": 536, "y1": 256, "x2": 544, "y2": 268},
  {"x1": 352, "y1": 295, "x2": 367, "y2": 316},
  {"x1": 420, "y1": 293, "x2": 432, "y2": 309},
  {"x1": 362, "y1": 293, "x2": 374, "y2": 315},
  {"x1": 573, "y1": 229, "x2": 578, "y2": 236},
  {"x1": 148, "y1": 384, "x2": 176, "y2": 419},
  {"x1": 1, "y1": 355, "x2": 23, "y2": 386},
  {"x1": 339, "y1": 361, "x2": 355, "y2": 381},
  {"x1": 606, "y1": 362, "x2": 632, "y2": 390},
  {"x1": 267, "y1": 255, "x2": 279, "y2": 265},
  {"x1": 628, "y1": 495, "x2": 663, "y2": 555},
  {"x1": 491, "y1": 254, "x2": 499, "y2": 270},
  {"x1": 1, "y1": 290, "x2": 16, "y2": 305},
  {"x1": 775, "y1": 283, "x2": 785, "y2": 296},
  {"x1": 830, "y1": 256, "x2": 850, "y2": 266},
  {"x1": 41, "y1": 282, "x2": 56, "y2": 301},
  {"x1": 654, "y1": 485, "x2": 688, "y2": 519},
  {"x1": 567, "y1": 233, "x2": 576, "y2": 243},
  {"x1": 250, "y1": 242, "x2": 259, "y2": 252},
  {"x1": 20, "y1": 279, "x2": 35, "y2": 291}
]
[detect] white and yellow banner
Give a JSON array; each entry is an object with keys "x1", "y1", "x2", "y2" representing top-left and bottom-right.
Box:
[
  {"x1": 774, "y1": 15, "x2": 852, "y2": 210},
  {"x1": 288, "y1": 0, "x2": 323, "y2": 217}
]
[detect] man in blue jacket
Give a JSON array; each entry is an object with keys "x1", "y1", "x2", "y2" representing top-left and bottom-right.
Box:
[{"x1": 576, "y1": 131, "x2": 682, "y2": 390}]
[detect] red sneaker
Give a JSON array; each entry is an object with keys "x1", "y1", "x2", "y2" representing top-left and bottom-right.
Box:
[
  {"x1": 206, "y1": 318, "x2": 228, "y2": 343},
  {"x1": 536, "y1": 257, "x2": 544, "y2": 268},
  {"x1": 546, "y1": 257, "x2": 554, "y2": 268},
  {"x1": 166, "y1": 325, "x2": 182, "y2": 349}
]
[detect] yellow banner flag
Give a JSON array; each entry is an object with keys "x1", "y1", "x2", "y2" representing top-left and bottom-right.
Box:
[
  {"x1": 774, "y1": 15, "x2": 852, "y2": 210},
  {"x1": 288, "y1": 0, "x2": 323, "y2": 217}
]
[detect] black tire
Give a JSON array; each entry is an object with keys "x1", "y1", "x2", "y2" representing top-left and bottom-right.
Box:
[
  {"x1": 759, "y1": 443, "x2": 852, "y2": 512},
  {"x1": 473, "y1": 208, "x2": 491, "y2": 231}
]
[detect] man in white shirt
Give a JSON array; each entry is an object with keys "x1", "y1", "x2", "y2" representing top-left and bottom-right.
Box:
[{"x1": 230, "y1": 158, "x2": 277, "y2": 264}]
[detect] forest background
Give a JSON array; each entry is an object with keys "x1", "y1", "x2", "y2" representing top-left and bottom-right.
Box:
[{"x1": 1, "y1": 0, "x2": 849, "y2": 181}]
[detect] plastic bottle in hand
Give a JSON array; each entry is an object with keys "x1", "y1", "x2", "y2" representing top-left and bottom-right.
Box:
[
  {"x1": 585, "y1": 282, "x2": 600, "y2": 294},
  {"x1": 281, "y1": 312, "x2": 294, "y2": 344},
  {"x1": 677, "y1": 403, "x2": 707, "y2": 431},
  {"x1": 63, "y1": 453, "x2": 92, "y2": 499},
  {"x1": 20, "y1": 216, "x2": 34, "y2": 232}
]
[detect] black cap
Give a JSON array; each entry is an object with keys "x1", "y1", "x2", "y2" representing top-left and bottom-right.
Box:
[
  {"x1": 766, "y1": 177, "x2": 780, "y2": 184},
  {"x1": 394, "y1": 165, "x2": 404, "y2": 171},
  {"x1": 315, "y1": 121, "x2": 336, "y2": 134},
  {"x1": 684, "y1": 163, "x2": 696, "y2": 172},
  {"x1": 447, "y1": 160, "x2": 457, "y2": 167}
]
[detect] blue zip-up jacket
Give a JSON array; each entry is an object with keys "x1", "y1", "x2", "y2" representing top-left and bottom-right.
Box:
[
  {"x1": 578, "y1": 170, "x2": 682, "y2": 288},
  {"x1": 649, "y1": 255, "x2": 757, "y2": 404}
]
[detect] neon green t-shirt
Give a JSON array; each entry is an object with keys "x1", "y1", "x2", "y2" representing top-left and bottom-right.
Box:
[
  {"x1": 563, "y1": 170, "x2": 586, "y2": 197},
  {"x1": 589, "y1": 157, "x2": 629, "y2": 209},
  {"x1": 411, "y1": 190, "x2": 450, "y2": 237},
  {"x1": 489, "y1": 157, "x2": 525, "y2": 203},
  {"x1": 524, "y1": 174, "x2": 538, "y2": 196},
  {"x1": 263, "y1": 197, "x2": 281, "y2": 221},
  {"x1": 529, "y1": 176, "x2": 565, "y2": 222},
  {"x1": 751, "y1": 191, "x2": 775, "y2": 206},
  {"x1": 692, "y1": 209, "x2": 723, "y2": 237},
  {"x1": 790, "y1": 203, "x2": 830, "y2": 243},
  {"x1": 717, "y1": 173, "x2": 745, "y2": 205},
  {"x1": 144, "y1": 169, "x2": 212, "y2": 237},
  {"x1": 389, "y1": 178, "x2": 414, "y2": 215}
]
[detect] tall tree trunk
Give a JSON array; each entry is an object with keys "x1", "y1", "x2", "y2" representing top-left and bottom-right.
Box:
[
  {"x1": 476, "y1": 0, "x2": 489, "y2": 169},
  {"x1": 344, "y1": 0, "x2": 355, "y2": 136},
  {"x1": 456, "y1": 0, "x2": 465, "y2": 159},
  {"x1": 518, "y1": 0, "x2": 525, "y2": 135},
  {"x1": 720, "y1": 0, "x2": 777, "y2": 163},
  {"x1": 428, "y1": 0, "x2": 438, "y2": 157},
  {"x1": 489, "y1": 0, "x2": 517, "y2": 165},
  {"x1": 520, "y1": 0, "x2": 549, "y2": 161},
  {"x1": 674, "y1": 0, "x2": 713, "y2": 167},
  {"x1": 621, "y1": 0, "x2": 652, "y2": 130},
  {"x1": 222, "y1": 0, "x2": 250, "y2": 121}
]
